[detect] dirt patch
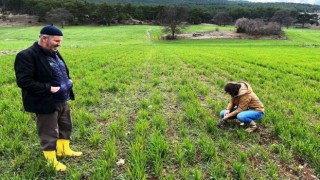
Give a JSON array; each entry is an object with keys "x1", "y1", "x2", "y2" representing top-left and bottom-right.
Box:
[
  {"x1": 0, "y1": 14, "x2": 41, "y2": 27},
  {"x1": 174, "y1": 30, "x2": 287, "y2": 40}
]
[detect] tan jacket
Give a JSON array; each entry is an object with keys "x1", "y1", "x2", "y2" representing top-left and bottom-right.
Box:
[{"x1": 226, "y1": 82, "x2": 264, "y2": 117}]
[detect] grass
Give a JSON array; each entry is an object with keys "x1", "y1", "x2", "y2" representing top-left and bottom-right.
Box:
[{"x1": 1, "y1": 25, "x2": 320, "y2": 178}]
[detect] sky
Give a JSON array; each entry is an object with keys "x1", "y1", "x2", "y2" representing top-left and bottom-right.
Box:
[{"x1": 247, "y1": 0, "x2": 320, "y2": 5}]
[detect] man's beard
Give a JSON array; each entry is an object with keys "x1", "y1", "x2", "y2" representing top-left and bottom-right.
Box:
[{"x1": 46, "y1": 41, "x2": 58, "y2": 52}]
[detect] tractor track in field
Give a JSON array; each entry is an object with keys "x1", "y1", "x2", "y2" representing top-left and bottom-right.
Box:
[{"x1": 0, "y1": 50, "x2": 20, "y2": 56}]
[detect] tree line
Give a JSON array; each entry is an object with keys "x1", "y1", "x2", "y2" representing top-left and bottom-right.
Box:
[{"x1": 1, "y1": 0, "x2": 319, "y2": 30}]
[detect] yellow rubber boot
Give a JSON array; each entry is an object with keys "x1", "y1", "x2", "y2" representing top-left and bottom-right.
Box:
[
  {"x1": 57, "y1": 139, "x2": 83, "y2": 157},
  {"x1": 43, "y1": 151, "x2": 67, "y2": 171}
]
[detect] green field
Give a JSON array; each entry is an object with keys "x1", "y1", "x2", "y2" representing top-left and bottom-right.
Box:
[{"x1": 1, "y1": 25, "x2": 320, "y2": 179}]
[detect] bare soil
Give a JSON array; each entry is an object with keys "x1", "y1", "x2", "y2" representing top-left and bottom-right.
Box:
[
  {"x1": 175, "y1": 30, "x2": 287, "y2": 40},
  {"x1": 0, "y1": 14, "x2": 41, "y2": 27}
]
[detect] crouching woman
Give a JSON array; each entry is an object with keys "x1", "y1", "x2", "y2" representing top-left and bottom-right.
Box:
[{"x1": 220, "y1": 82, "x2": 264, "y2": 132}]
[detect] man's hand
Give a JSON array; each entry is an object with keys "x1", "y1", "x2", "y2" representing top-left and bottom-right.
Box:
[{"x1": 51, "y1": 86, "x2": 60, "y2": 93}]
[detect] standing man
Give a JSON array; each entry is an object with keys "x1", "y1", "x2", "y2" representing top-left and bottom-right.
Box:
[{"x1": 14, "y1": 25, "x2": 82, "y2": 171}]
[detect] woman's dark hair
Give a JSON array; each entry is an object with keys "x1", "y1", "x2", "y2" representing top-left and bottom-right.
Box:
[{"x1": 224, "y1": 83, "x2": 241, "y2": 97}]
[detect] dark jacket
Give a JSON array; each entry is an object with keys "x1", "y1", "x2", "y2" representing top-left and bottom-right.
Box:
[{"x1": 14, "y1": 42, "x2": 75, "y2": 114}]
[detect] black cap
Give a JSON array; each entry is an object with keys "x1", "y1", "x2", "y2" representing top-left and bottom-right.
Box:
[{"x1": 40, "y1": 24, "x2": 63, "y2": 36}]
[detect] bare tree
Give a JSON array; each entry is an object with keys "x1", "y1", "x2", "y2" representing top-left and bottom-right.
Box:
[
  {"x1": 235, "y1": 18, "x2": 281, "y2": 35},
  {"x1": 46, "y1": 8, "x2": 73, "y2": 28},
  {"x1": 235, "y1": 18, "x2": 249, "y2": 33},
  {"x1": 246, "y1": 19, "x2": 264, "y2": 35},
  {"x1": 213, "y1": 12, "x2": 232, "y2": 26},
  {"x1": 263, "y1": 22, "x2": 281, "y2": 35},
  {"x1": 235, "y1": 18, "x2": 263, "y2": 35},
  {"x1": 158, "y1": 5, "x2": 188, "y2": 40}
]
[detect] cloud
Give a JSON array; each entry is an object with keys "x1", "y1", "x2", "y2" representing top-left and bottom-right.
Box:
[{"x1": 248, "y1": 0, "x2": 320, "y2": 5}]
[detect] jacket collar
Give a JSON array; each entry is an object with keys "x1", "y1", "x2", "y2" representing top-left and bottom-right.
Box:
[
  {"x1": 235, "y1": 82, "x2": 253, "y2": 97},
  {"x1": 34, "y1": 42, "x2": 58, "y2": 56},
  {"x1": 32, "y1": 42, "x2": 53, "y2": 74}
]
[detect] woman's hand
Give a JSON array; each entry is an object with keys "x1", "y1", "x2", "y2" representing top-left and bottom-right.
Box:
[
  {"x1": 224, "y1": 110, "x2": 230, "y2": 117},
  {"x1": 223, "y1": 110, "x2": 230, "y2": 120}
]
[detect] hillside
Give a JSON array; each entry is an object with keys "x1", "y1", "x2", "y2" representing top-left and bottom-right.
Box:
[
  {"x1": 83, "y1": 0, "x2": 320, "y2": 12},
  {"x1": 85, "y1": 0, "x2": 320, "y2": 6},
  {"x1": 85, "y1": 0, "x2": 228, "y2": 4}
]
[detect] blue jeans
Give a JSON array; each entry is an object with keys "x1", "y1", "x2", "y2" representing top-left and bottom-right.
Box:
[{"x1": 220, "y1": 109, "x2": 264, "y2": 123}]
